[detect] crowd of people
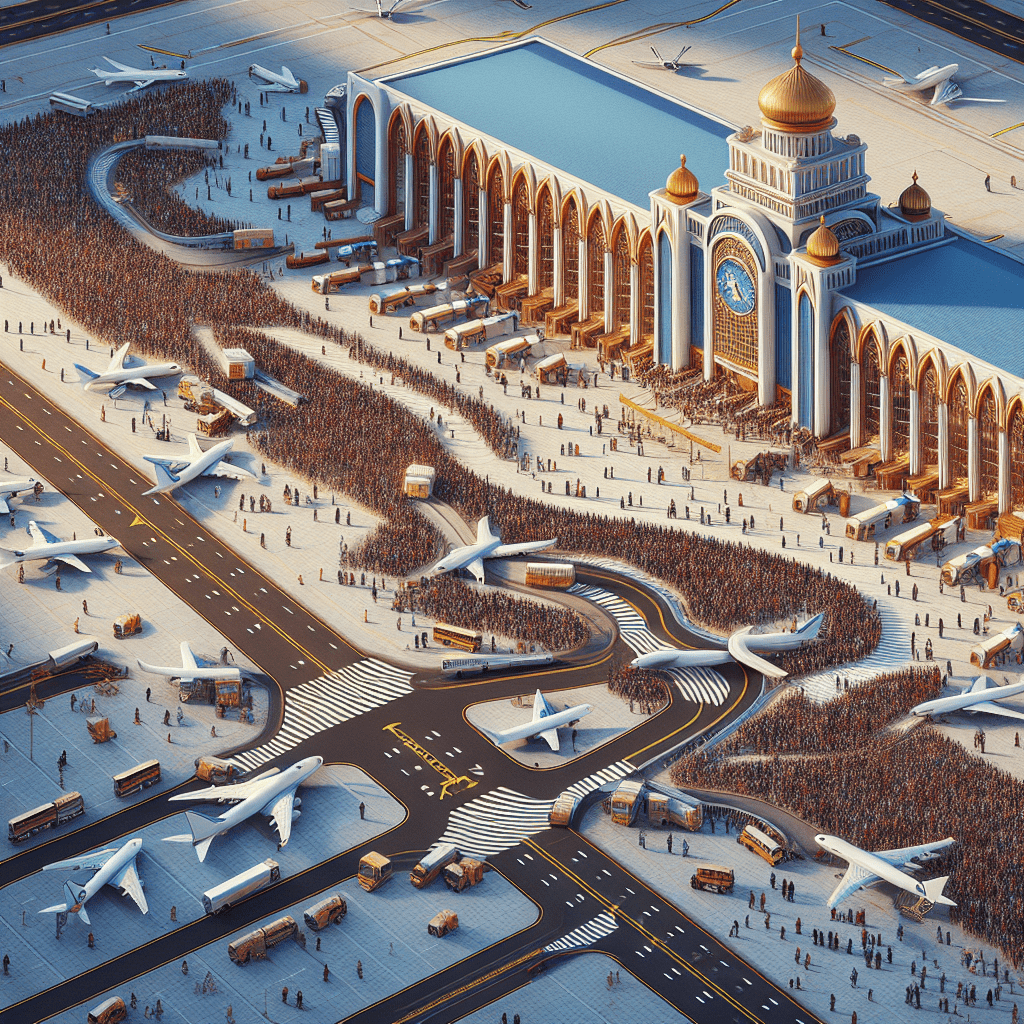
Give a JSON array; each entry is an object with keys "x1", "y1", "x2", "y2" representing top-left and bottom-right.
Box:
[
  {"x1": 394, "y1": 575, "x2": 588, "y2": 651},
  {"x1": 607, "y1": 665, "x2": 669, "y2": 714},
  {"x1": 722, "y1": 667, "x2": 941, "y2": 755},
  {"x1": 672, "y1": 668, "x2": 1024, "y2": 967}
]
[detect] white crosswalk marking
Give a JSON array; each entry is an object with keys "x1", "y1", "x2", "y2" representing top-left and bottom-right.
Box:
[
  {"x1": 561, "y1": 759, "x2": 636, "y2": 802},
  {"x1": 544, "y1": 912, "x2": 618, "y2": 952},
  {"x1": 434, "y1": 787, "x2": 555, "y2": 859},
  {"x1": 233, "y1": 659, "x2": 414, "y2": 770},
  {"x1": 570, "y1": 583, "x2": 728, "y2": 705}
]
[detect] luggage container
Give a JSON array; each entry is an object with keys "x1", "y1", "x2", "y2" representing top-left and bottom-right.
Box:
[
  {"x1": 403, "y1": 464, "x2": 435, "y2": 499},
  {"x1": 227, "y1": 915, "x2": 297, "y2": 964},
  {"x1": 87, "y1": 996, "x2": 127, "y2": 1024},
  {"x1": 303, "y1": 894, "x2": 347, "y2": 930},
  {"x1": 112, "y1": 613, "x2": 142, "y2": 639},
  {"x1": 428, "y1": 909, "x2": 458, "y2": 937},
  {"x1": 443, "y1": 858, "x2": 487, "y2": 893}
]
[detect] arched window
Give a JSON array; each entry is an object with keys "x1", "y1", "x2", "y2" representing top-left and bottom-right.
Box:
[
  {"x1": 537, "y1": 188, "x2": 554, "y2": 290},
  {"x1": 562, "y1": 198, "x2": 580, "y2": 302},
  {"x1": 1011, "y1": 404, "x2": 1024, "y2": 510},
  {"x1": 829, "y1": 318, "x2": 851, "y2": 436},
  {"x1": 512, "y1": 176, "x2": 529, "y2": 278},
  {"x1": 948, "y1": 374, "x2": 969, "y2": 482},
  {"x1": 587, "y1": 216, "x2": 606, "y2": 317},
  {"x1": 412, "y1": 126, "x2": 431, "y2": 229},
  {"x1": 388, "y1": 116, "x2": 407, "y2": 219},
  {"x1": 862, "y1": 339, "x2": 881, "y2": 440},
  {"x1": 612, "y1": 227, "x2": 630, "y2": 329},
  {"x1": 463, "y1": 150, "x2": 480, "y2": 257},
  {"x1": 638, "y1": 233, "x2": 654, "y2": 338},
  {"x1": 919, "y1": 364, "x2": 939, "y2": 466},
  {"x1": 979, "y1": 388, "x2": 999, "y2": 498},
  {"x1": 891, "y1": 350, "x2": 911, "y2": 455},
  {"x1": 437, "y1": 138, "x2": 456, "y2": 240},
  {"x1": 486, "y1": 164, "x2": 504, "y2": 268},
  {"x1": 354, "y1": 96, "x2": 375, "y2": 191}
]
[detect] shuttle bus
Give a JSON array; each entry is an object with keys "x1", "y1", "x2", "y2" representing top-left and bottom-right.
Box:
[
  {"x1": 9, "y1": 792, "x2": 85, "y2": 843},
  {"x1": 737, "y1": 824, "x2": 784, "y2": 866},
  {"x1": 410, "y1": 843, "x2": 459, "y2": 888},
  {"x1": 884, "y1": 516, "x2": 960, "y2": 562},
  {"x1": 792, "y1": 478, "x2": 837, "y2": 514},
  {"x1": 433, "y1": 623, "x2": 482, "y2": 652},
  {"x1": 441, "y1": 653, "x2": 554, "y2": 678},
  {"x1": 202, "y1": 859, "x2": 280, "y2": 915},
  {"x1": 845, "y1": 494, "x2": 920, "y2": 541},
  {"x1": 113, "y1": 759, "x2": 161, "y2": 798},
  {"x1": 368, "y1": 282, "x2": 437, "y2": 315},
  {"x1": 942, "y1": 537, "x2": 1021, "y2": 588}
]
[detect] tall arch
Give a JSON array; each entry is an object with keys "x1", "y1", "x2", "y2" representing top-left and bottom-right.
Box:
[
  {"x1": 1010, "y1": 400, "x2": 1024, "y2": 510},
  {"x1": 587, "y1": 213, "x2": 606, "y2": 317},
  {"x1": 562, "y1": 196, "x2": 581, "y2": 303},
  {"x1": 387, "y1": 110, "x2": 408, "y2": 218},
  {"x1": 436, "y1": 135, "x2": 457, "y2": 240},
  {"x1": 861, "y1": 337, "x2": 882, "y2": 440},
  {"x1": 536, "y1": 185, "x2": 555, "y2": 290},
  {"x1": 638, "y1": 231, "x2": 654, "y2": 338},
  {"x1": 829, "y1": 315, "x2": 852, "y2": 436},
  {"x1": 462, "y1": 147, "x2": 481, "y2": 257},
  {"x1": 511, "y1": 174, "x2": 530, "y2": 278},
  {"x1": 485, "y1": 161, "x2": 504, "y2": 269},
  {"x1": 890, "y1": 346, "x2": 911, "y2": 455},
  {"x1": 919, "y1": 361, "x2": 940, "y2": 467},
  {"x1": 611, "y1": 222, "x2": 630, "y2": 329},
  {"x1": 411, "y1": 122, "x2": 431, "y2": 229},
  {"x1": 948, "y1": 371, "x2": 970, "y2": 482},
  {"x1": 353, "y1": 94, "x2": 377, "y2": 194},
  {"x1": 978, "y1": 385, "x2": 1000, "y2": 498}
]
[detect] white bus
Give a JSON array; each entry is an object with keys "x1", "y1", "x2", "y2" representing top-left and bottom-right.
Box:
[
  {"x1": 202, "y1": 859, "x2": 280, "y2": 915},
  {"x1": 441, "y1": 653, "x2": 554, "y2": 678},
  {"x1": 845, "y1": 493, "x2": 920, "y2": 541}
]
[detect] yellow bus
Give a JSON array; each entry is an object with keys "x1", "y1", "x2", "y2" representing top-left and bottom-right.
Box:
[
  {"x1": 113, "y1": 759, "x2": 161, "y2": 798},
  {"x1": 737, "y1": 824, "x2": 783, "y2": 866},
  {"x1": 433, "y1": 623, "x2": 483, "y2": 653},
  {"x1": 8, "y1": 791, "x2": 85, "y2": 843}
]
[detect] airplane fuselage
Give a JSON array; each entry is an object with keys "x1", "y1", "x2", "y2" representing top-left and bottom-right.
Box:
[
  {"x1": 911, "y1": 680, "x2": 1024, "y2": 717},
  {"x1": 10, "y1": 535, "x2": 118, "y2": 564},
  {"x1": 815, "y1": 834, "x2": 940, "y2": 904},
  {"x1": 82, "y1": 362, "x2": 181, "y2": 391}
]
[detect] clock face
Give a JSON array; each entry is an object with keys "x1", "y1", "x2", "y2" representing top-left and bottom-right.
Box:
[{"x1": 716, "y1": 258, "x2": 756, "y2": 316}]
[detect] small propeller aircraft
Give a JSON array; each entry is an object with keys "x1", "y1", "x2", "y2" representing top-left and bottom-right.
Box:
[
  {"x1": 632, "y1": 45, "x2": 696, "y2": 72},
  {"x1": 248, "y1": 64, "x2": 308, "y2": 94}
]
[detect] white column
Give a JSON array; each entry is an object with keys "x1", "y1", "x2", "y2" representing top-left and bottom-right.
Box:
[
  {"x1": 758, "y1": 267, "x2": 776, "y2": 409},
  {"x1": 528, "y1": 210, "x2": 538, "y2": 295},
  {"x1": 603, "y1": 250, "x2": 613, "y2": 333},
  {"x1": 938, "y1": 401, "x2": 950, "y2": 490},
  {"x1": 428, "y1": 162, "x2": 438, "y2": 245},
  {"x1": 453, "y1": 178, "x2": 463, "y2": 255},
  {"x1": 879, "y1": 374, "x2": 892, "y2": 462},
  {"x1": 813, "y1": 298, "x2": 830, "y2": 437},
  {"x1": 672, "y1": 226, "x2": 690, "y2": 371},
  {"x1": 909, "y1": 387, "x2": 920, "y2": 476},
  {"x1": 553, "y1": 225, "x2": 563, "y2": 307},
  {"x1": 477, "y1": 189, "x2": 488, "y2": 266},
  {"x1": 703, "y1": 243, "x2": 714, "y2": 381},
  {"x1": 999, "y1": 429, "x2": 1011, "y2": 513},
  {"x1": 404, "y1": 153, "x2": 414, "y2": 231},
  {"x1": 968, "y1": 415, "x2": 980, "y2": 501},
  {"x1": 578, "y1": 237, "x2": 588, "y2": 319},
  {"x1": 502, "y1": 201, "x2": 512, "y2": 282},
  {"x1": 789, "y1": 286, "x2": 801, "y2": 425},
  {"x1": 629, "y1": 259, "x2": 640, "y2": 346},
  {"x1": 850, "y1": 361, "x2": 862, "y2": 448}
]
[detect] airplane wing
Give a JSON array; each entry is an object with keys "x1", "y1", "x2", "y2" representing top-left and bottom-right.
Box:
[
  {"x1": 124, "y1": 377, "x2": 158, "y2": 390},
  {"x1": 933, "y1": 79, "x2": 962, "y2": 105},
  {"x1": 204, "y1": 460, "x2": 255, "y2": 482},
  {"x1": 872, "y1": 838, "x2": 956, "y2": 868},
  {"x1": 279, "y1": 66, "x2": 299, "y2": 88},
  {"x1": 631, "y1": 61, "x2": 665, "y2": 69},
  {"x1": 969, "y1": 700, "x2": 1024, "y2": 721},
  {"x1": 827, "y1": 863, "x2": 878, "y2": 908},
  {"x1": 167, "y1": 768, "x2": 281, "y2": 802},
  {"x1": 263, "y1": 791, "x2": 296, "y2": 847},
  {"x1": 54, "y1": 553, "x2": 92, "y2": 573},
  {"x1": 104, "y1": 56, "x2": 138, "y2": 72},
  {"x1": 491, "y1": 538, "x2": 557, "y2": 558},
  {"x1": 111, "y1": 858, "x2": 149, "y2": 914},
  {"x1": 107, "y1": 341, "x2": 131, "y2": 371},
  {"x1": 180, "y1": 641, "x2": 198, "y2": 671},
  {"x1": 0, "y1": 498, "x2": 9, "y2": 515},
  {"x1": 42, "y1": 848, "x2": 119, "y2": 873},
  {"x1": 538, "y1": 726, "x2": 561, "y2": 751},
  {"x1": 466, "y1": 557, "x2": 486, "y2": 583},
  {"x1": 28, "y1": 521, "x2": 61, "y2": 546},
  {"x1": 728, "y1": 629, "x2": 788, "y2": 680}
]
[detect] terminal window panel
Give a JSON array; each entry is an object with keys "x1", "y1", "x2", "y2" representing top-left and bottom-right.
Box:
[
  {"x1": 438, "y1": 143, "x2": 456, "y2": 239},
  {"x1": 797, "y1": 293, "x2": 814, "y2": 430},
  {"x1": 979, "y1": 389, "x2": 999, "y2": 497},
  {"x1": 588, "y1": 220, "x2": 605, "y2": 317},
  {"x1": 711, "y1": 238, "x2": 757, "y2": 372},
  {"x1": 948, "y1": 377, "x2": 969, "y2": 482},
  {"x1": 512, "y1": 179, "x2": 529, "y2": 277},
  {"x1": 464, "y1": 152, "x2": 480, "y2": 255},
  {"x1": 413, "y1": 129, "x2": 431, "y2": 228},
  {"x1": 1011, "y1": 406, "x2": 1024, "y2": 509},
  {"x1": 861, "y1": 343, "x2": 881, "y2": 441},
  {"x1": 537, "y1": 190, "x2": 554, "y2": 289},
  {"x1": 920, "y1": 367, "x2": 939, "y2": 466},
  {"x1": 563, "y1": 201, "x2": 580, "y2": 301},
  {"x1": 639, "y1": 236, "x2": 654, "y2": 338},
  {"x1": 773, "y1": 282, "x2": 790, "y2": 387},
  {"x1": 388, "y1": 119, "x2": 407, "y2": 218},
  {"x1": 657, "y1": 231, "x2": 672, "y2": 364},
  {"x1": 487, "y1": 167, "x2": 504, "y2": 268},
  {"x1": 612, "y1": 230, "x2": 629, "y2": 328},
  {"x1": 828, "y1": 318, "x2": 850, "y2": 436},
  {"x1": 891, "y1": 354, "x2": 911, "y2": 454}
]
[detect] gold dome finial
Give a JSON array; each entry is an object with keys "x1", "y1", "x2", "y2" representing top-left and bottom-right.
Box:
[
  {"x1": 665, "y1": 154, "x2": 699, "y2": 204},
  {"x1": 758, "y1": 17, "x2": 836, "y2": 132},
  {"x1": 805, "y1": 214, "x2": 840, "y2": 265},
  {"x1": 899, "y1": 170, "x2": 931, "y2": 221}
]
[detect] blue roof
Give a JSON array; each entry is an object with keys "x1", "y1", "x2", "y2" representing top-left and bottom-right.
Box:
[
  {"x1": 842, "y1": 234, "x2": 1024, "y2": 378},
  {"x1": 384, "y1": 40, "x2": 734, "y2": 210}
]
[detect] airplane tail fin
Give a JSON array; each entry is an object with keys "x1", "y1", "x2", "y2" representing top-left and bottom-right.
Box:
[
  {"x1": 923, "y1": 876, "x2": 956, "y2": 907},
  {"x1": 63, "y1": 881, "x2": 91, "y2": 924},
  {"x1": 476, "y1": 516, "x2": 497, "y2": 545},
  {"x1": 142, "y1": 459, "x2": 179, "y2": 495},
  {"x1": 184, "y1": 810, "x2": 222, "y2": 861},
  {"x1": 74, "y1": 364, "x2": 99, "y2": 385}
]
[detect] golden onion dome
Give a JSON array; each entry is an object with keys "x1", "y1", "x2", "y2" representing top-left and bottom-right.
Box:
[
  {"x1": 665, "y1": 154, "x2": 699, "y2": 204},
  {"x1": 805, "y1": 215, "x2": 840, "y2": 265},
  {"x1": 757, "y1": 23, "x2": 836, "y2": 132},
  {"x1": 899, "y1": 171, "x2": 931, "y2": 221}
]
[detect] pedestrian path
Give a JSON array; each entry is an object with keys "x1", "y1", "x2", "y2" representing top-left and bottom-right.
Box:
[
  {"x1": 570, "y1": 583, "x2": 728, "y2": 705},
  {"x1": 543, "y1": 911, "x2": 619, "y2": 953},
  {"x1": 232, "y1": 658, "x2": 414, "y2": 769},
  {"x1": 560, "y1": 759, "x2": 637, "y2": 802},
  {"x1": 434, "y1": 786, "x2": 556, "y2": 859}
]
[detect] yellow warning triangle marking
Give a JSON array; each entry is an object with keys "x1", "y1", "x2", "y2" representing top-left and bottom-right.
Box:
[{"x1": 129, "y1": 515, "x2": 146, "y2": 528}]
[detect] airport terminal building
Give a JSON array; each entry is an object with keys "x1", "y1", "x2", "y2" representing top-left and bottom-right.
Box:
[{"x1": 340, "y1": 33, "x2": 1024, "y2": 523}]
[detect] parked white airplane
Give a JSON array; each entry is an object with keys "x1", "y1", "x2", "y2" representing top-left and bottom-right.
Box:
[
  {"x1": 427, "y1": 516, "x2": 557, "y2": 583},
  {"x1": 910, "y1": 675, "x2": 1024, "y2": 721},
  {"x1": 881, "y1": 63, "x2": 1001, "y2": 106},
  {"x1": 4, "y1": 521, "x2": 118, "y2": 573},
  {"x1": 632, "y1": 613, "x2": 825, "y2": 681},
  {"x1": 487, "y1": 690, "x2": 592, "y2": 751},
  {"x1": 137, "y1": 641, "x2": 243, "y2": 685},
  {"x1": 351, "y1": 0, "x2": 451, "y2": 18},
  {"x1": 165, "y1": 756, "x2": 323, "y2": 861},
  {"x1": 75, "y1": 342, "x2": 181, "y2": 398},
  {"x1": 0, "y1": 476, "x2": 40, "y2": 515},
  {"x1": 815, "y1": 833, "x2": 956, "y2": 909},
  {"x1": 632, "y1": 45, "x2": 695, "y2": 71},
  {"x1": 89, "y1": 56, "x2": 188, "y2": 92},
  {"x1": 142, "y1": 434, "x2": 256, "y2": 496},
  {"x1": 39, "y1": 837, "x2": 147, "y2": 923},
  {"x1": 248, "y1": 64, "x2": 308, "y2": 94}
]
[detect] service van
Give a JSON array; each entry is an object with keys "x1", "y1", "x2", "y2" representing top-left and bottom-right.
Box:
[
  {"x1": 410, "y1": 843, "x2": 459, "y2": 888},
  {"x1": 303, "y1": 894, "x2": 347, "y2": 930},
  {"x1": 87, "y1": 996, "x2": 127, "y2": 1024}
]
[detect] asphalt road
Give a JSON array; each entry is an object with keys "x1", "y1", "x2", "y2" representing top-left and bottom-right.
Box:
[
  {"x1": 880, "y1": 0, "x2": 1024, "y2": 62},
  {"x1": 0, "y1": 359, "x2": 810, "y2": 1023}
]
